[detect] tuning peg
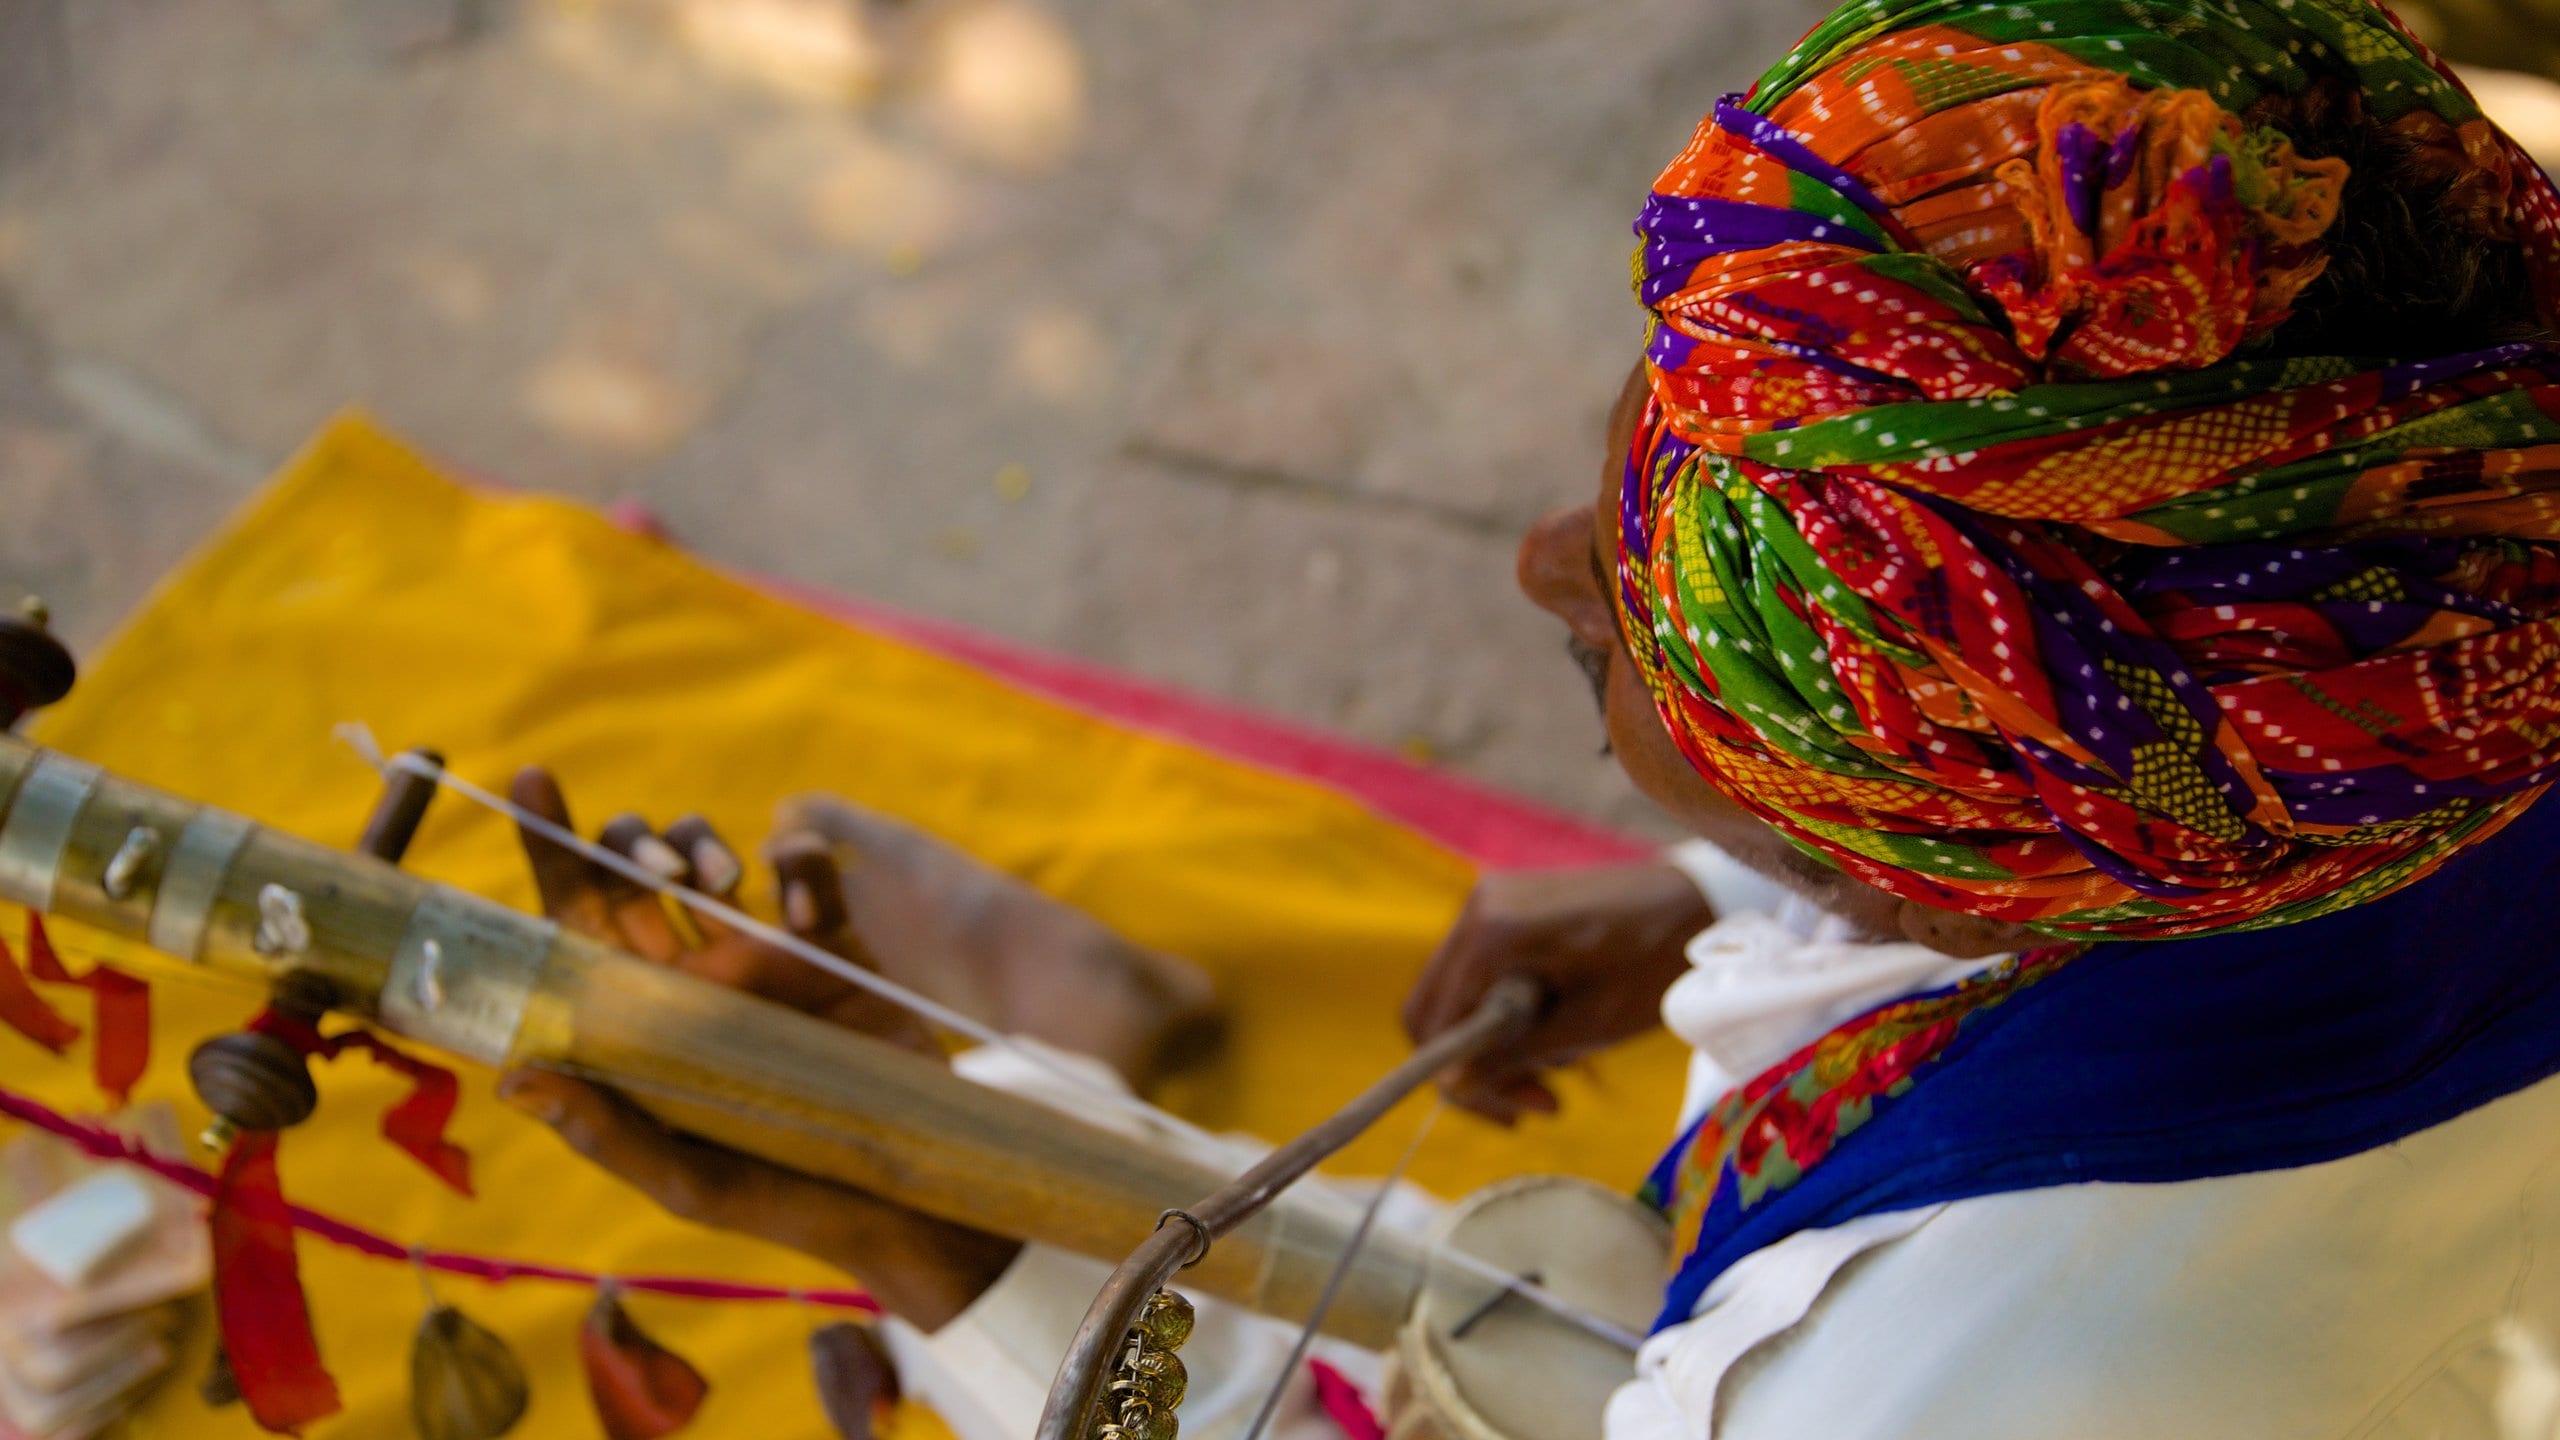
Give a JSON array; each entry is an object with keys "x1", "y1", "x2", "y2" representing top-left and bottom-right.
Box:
[
  {"x1": 357, "y1": 748, "x2": 446, "y2": 864},
  {"x1": 189, "y1": 1029, "x2": 319, "y2": 1149},
  {"x1": 189, "y1": 979, "x2": 332, "y2": 1150},
  {"x1": 0, "y1": 597, "x2": 76, "y2": 729}
]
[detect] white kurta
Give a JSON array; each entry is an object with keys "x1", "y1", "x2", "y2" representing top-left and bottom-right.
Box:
[{"x1": 887, "y1": 843, "x2": 2560, "y2": 1439}]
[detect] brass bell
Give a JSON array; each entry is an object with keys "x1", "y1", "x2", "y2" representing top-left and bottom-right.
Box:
[
  {"x1": 411, "y1": 1305, "x2": 530, "y2": 1440},
  {"x1": 1090, "y1": 1288, "x2": 1195, "y2": 1440},
  {"x1": 1129, "y1": 1349, "x2": 1187, "y2": 1411},
  {"x1": 1138, "y1": 1289, "x2": 1195, "y2": 1353}
]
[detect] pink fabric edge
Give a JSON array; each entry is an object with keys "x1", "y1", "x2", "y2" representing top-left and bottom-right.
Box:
[
  {"x1": 752, "y1": 579, "x2": 1650, "y2": 870},
  {"x1": 1307, "y1": 1357, "x2": 1388, "y2": 1440}
]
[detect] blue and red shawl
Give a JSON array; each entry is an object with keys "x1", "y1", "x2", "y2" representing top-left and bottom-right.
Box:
[{"x1": 1641, "y1": 791, "x2": 2560, "y2": 1331}]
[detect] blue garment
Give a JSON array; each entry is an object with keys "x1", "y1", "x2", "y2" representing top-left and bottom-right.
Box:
[{"x1": 1647, "y1": 794, "x2": 2560, "y2": 1331}]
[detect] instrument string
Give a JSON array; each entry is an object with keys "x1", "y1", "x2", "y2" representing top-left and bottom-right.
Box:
[
  {"x1": 544, "y1": 1050, "x2": 1642, "y2": 1354},
  {"x1": 333, "y1": 725, "x2": 1642, "y2": 1354},
  {"x1": 336, "y1": 726, "x2": 1209, "y2": 1150},
  {"x1": 1239, "y1": 1098, "x2": 1441, "y2": 1440}
]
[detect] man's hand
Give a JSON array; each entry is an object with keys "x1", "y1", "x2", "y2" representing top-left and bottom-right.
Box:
[
  {"x1": 496, "y1": 768, "x2": 1021, "y2": 1331},
  {"x1": 1402, "y1": 863, "x2": 1709, "y2": 1124}
]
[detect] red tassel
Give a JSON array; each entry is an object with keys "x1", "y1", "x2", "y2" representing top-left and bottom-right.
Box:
[
  {"x1": 247, "y1": 1008, "x2": 473, "y2": 1196},
  {"x1": 25, "y1": 916, "x2": 150, "y2": 1104},
  {"x1": 580, "y1": 1287, "x2": 709, "y2": 1440},
  {"x1": 0, "y1": 928, "x2": 77, "y2": 1053},
  {"x1": 200, "y1": 1008, "x2": 469, "y2": 1437},
  {"x1": 211, "y1": 1133, "x2": 344, "y2": 1434},
  {"x1": 84, "y1": 969, "x2": 148, "y2": 1103},
  {"x1": 326, "y1": 1029, "x2": 473, "y2": 1196}
]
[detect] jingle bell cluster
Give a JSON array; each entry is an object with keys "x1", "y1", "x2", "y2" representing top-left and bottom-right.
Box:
[{"x1": 1088, "y1": 1287, "x2": 1196, "y2": 1440}]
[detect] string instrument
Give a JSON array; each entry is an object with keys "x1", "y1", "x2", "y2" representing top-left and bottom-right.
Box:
[{"x1": 0, "y1": 612, "x2": 1663, "y2": 1440}]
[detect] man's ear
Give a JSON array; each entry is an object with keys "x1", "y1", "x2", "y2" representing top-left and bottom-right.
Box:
[{"x1": 1894, "y1": 900, "x2": 2041, "y2": 959}]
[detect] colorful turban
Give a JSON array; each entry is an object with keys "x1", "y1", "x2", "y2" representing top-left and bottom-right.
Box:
[{"x1": 1620, "y1": 0, "x2": 2560, "y2": 938}]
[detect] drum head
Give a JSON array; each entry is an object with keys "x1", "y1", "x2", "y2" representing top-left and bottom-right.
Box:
[{"x1": 1398, "y1": 1176, "x2": 1668, "y2": 1440}]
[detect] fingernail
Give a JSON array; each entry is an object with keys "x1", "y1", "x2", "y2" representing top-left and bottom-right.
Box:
[
  {"x1": 668, "y1": 817, "x2": 740, "y2": 894},
  {"x1": 690, "y1": 838, "x2": 742, "y2": 895},
  {"x1": 632, "y1": 835, "x2": 688, "y2": 881},
  {"x1": 784, "y1": 880, "x2": 819, "y2": 933}
]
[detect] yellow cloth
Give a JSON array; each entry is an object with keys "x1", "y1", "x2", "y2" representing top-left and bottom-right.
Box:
[{"x1": 1, "y1": 415, "x2": 1689, "y2": 1438}]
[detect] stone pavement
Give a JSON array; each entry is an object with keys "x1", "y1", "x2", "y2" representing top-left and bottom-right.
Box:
[
  {"x1": 0, "y1": 0, "x2": 1856, "y2": 834},
  {"x1": 3, "y1": 2, "x2": 2555, "y2": 834}
]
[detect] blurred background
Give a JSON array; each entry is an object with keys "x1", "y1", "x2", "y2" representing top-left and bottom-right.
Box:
[{"x1": 0, "y1": 0, "x2": 2555, "y2": 835}]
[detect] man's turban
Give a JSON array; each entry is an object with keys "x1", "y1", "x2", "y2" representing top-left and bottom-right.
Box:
[{"x1": 1620, "y1": 0, "x2": 2560, "y2": 938}]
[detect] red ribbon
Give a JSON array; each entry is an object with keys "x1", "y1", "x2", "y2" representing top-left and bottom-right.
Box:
[
  {"x1": 0, "y1": 925, "x2": 78, "y2": 1055},
  {"x1": 248, "y1": 1009, "x2": 473, "y2": 1196},
  {"x1": 212, "y1": 1132, "x2": 345, "y2": 1434},
  {"x1": 210, "y1": 1010, "x2": 475, "y2": 1433},
  {"x1": 24, "y1": 916, "x2": 150, "y2": 1105}
]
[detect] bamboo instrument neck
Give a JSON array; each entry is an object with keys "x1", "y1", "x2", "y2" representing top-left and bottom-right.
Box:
[{"x1": 0, "y1": 732, "x2": 1438, "y2": 1346}]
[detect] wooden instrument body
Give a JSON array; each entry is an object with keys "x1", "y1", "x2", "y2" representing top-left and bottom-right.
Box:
[
  {"x1": 0, "y1": 735, "x2": 1427, "y2": 1347},
  {"x1": 0, "y1": 734, "x2": 1661, "y2": 1434}
]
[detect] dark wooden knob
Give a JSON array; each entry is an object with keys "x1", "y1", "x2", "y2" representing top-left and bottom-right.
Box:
[
  {"x1": 0, "y1": 601, "x2": 74, "y2": 728},
  {"x1": 188, "y1": 1030, "x2": 319, "y2": 1132},
  {"x1": 357, "y1": 748, "x2": 445, "y2": 863}
]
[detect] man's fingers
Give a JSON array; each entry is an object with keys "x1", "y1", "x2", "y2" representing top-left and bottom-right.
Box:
[
  {"x1": 772, "y1": 796, "x2": 983, "y2": 894},
  {"x1": 666, "y1": 817, "x2": 743, "y2": 899},
  {"x1": 1497, "y1": 1075, "x2": 1561, "y2": 1122},
  {"x1": 772, "y1": 794, "x2": 897, "y2": 851},
  {"x1": 1408, "y1": 964, "x2": 1488, "y2": 1046},
  {"x1": 497, "y1": 1068, "x2": 748, "y2": 1228},
  {"x1": 769, "y1": 834, "x2": 851, "y2": 939},
  {"x1": 1441, "y1": 1072, "x2": 1521, "y2": 1125},
  {"x1": 511, "y1": 768, "x2": 620, "y2": 941},
  {"x1": 659, "y1": 815, "x2": 743, "y2": 945},
  {"x1": 602, "y1": 814, "x2": 692, "y2": 886},
  {"x1": 681, "y1": 929, "x2": 851, "y2": 1012},
  {"x1": 596, "y1": 815, "x2": 692, "y2": 963},
  {"x1": 1446, "y1": 1045, "x2": 1566, "y2": 1115},
  {"x1": 665, "y1": 834, "x2": 859, "y2": 1012},
  {"x1": 1403, "y1": 931, "x2": 1492, "y2": 1045},
  {"x1": 498, "y1": 1070, "x2": 1016, "y2": 1325},
  {"x1": 769, "y1": 833, "x2": 926, "y2": 1041},
  {"x1": 1400, "y1": 941, "x2": 1447, "y2": 1042},
  {"x1": 666, "y1": 815, "x2": 744, "y2": 923},
  {"x1": 1440, "y1": 1066, "x2": 1560, "y2": 1127}
]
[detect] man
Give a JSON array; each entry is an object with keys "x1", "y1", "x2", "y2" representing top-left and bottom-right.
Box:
[{"x1": 501, "y1": 0, "x2": 2560, "y2": 1432}]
